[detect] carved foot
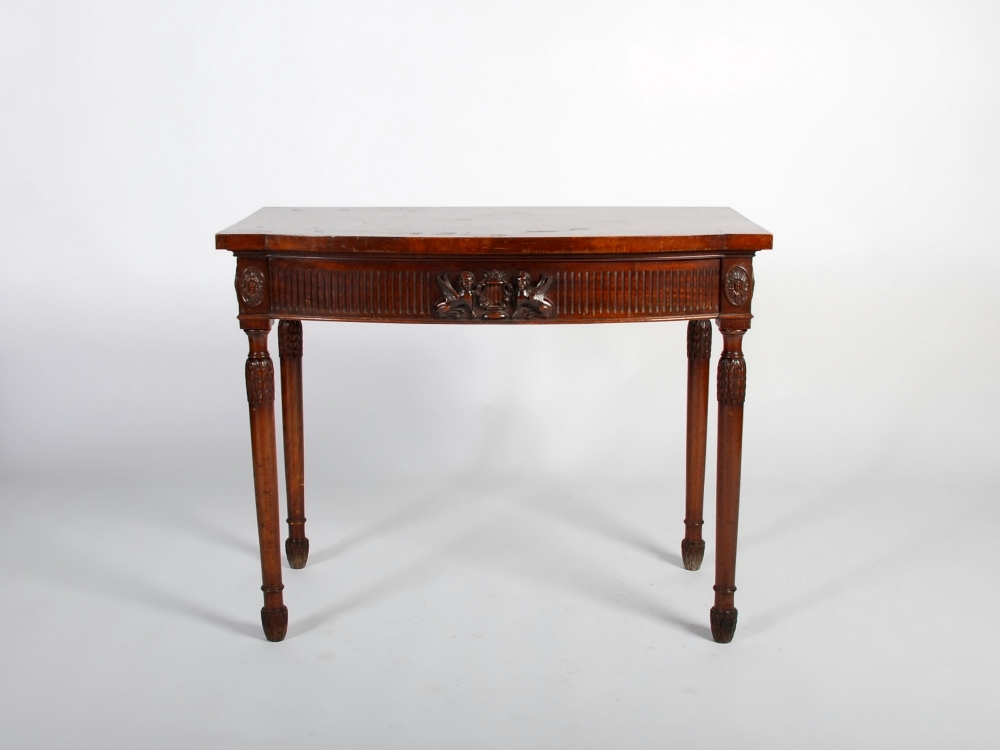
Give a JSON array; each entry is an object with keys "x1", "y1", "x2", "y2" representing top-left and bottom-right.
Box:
[
  {"x1": 285, "y1": 538, "x2": 309, "y2": 569},
  {"x1": 681, "y1": 539, "x2": 705, "y2": 571},
  {"x1": 261, "y1": 606, "x2": 288, "y2": 642},
  {"x1": 710, "y1": 607, "x2": 738, "y2": 644}
]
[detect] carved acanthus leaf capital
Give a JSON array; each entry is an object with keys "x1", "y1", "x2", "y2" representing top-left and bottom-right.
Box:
[
  {"x1": 246, "y1": 356, "x2": 275, "y2": 405},
  {"x1": 717, "y1": 354, "x2": 747, "y2": 406},
  {"x1": 278, "y1": 320, "x2": 303, "y2": 358},
  {"x1": 687, "y1": 320, "x2": 712, "y2": 359}
]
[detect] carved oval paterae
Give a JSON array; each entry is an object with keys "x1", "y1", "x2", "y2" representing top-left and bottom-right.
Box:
[
  {"x1": 239, "y1": 266, "x2": 267, "y2": 307},
  {"x1": 724, "y1": 266, "x2": 752, "y2": 307}
]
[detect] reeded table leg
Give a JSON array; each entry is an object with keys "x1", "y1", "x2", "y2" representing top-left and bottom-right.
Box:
[
  {"x1": 244, "y1": 323, "x2": 287, "y2": 642},
  {"x1": 712, "y1": 324, "x2": 747, "y2": 644},
  {"x1": 278, "y1": 320, "x2": 308, "y2": 569},
  {"x1": 683, "y1": 320, "x2": 712, "y2": 570}
]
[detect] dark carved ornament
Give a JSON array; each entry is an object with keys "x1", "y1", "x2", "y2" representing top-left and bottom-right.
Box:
[
  {"x1": 687, "y1": 320, "x2": 713, "y2": 359},
  {"x1": 710, "y1": 607, "x2": 738, "y2": 644},
  {"x1": 724, "y1": 266, "x2": 752, "y2": 307},
  {"x1": 246, "y1": 356, "x2": 275, "y2": 405},
  {"x1": 435, "y1": 270, "x2": 554, "y2": 320},
  {"x1": 717, "y1": 354, "x2": 747, "y2": 406},
  {"x1": 260, "y1": 606, "x2": 288, "y2": 642},
  {"x1": 278, "y1": 320, "x2": 303, "y2": 358},
  {"x1": 239, "y1": 266, "x2": 267, "y2": 307},
  {"x1": 681, "y1": 538, "x2": 705, "y2": 571}
]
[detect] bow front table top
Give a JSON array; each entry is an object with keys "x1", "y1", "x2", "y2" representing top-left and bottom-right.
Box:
[{"x1": 216, "y1": 207, "x2": 772, "y2": 643}]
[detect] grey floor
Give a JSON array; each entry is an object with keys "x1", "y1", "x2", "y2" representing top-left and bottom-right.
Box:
[{"x1": 3, "y1": 471, "x2": 996, "y2": 749}]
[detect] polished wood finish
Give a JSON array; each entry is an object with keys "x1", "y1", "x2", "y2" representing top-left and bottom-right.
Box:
[
  {"x1": 218, "y1": 207, "x2": 771, "y2": 643},
  {"x1": 242, "y1": 323, "x2": 287, "y2": 642},
  {"x1": 710, "y1": 255, "x2": 755, "y2": 644},
  {"x1": 217, "y1": 207, "x2": 773, "y2": 254},
  {"x1": 712, "y1": 326, "x2": 746, "y2": 644},
  {"x1": 682, "y1": 320, "x2": 712, "y2": 571},
  {"x1": 263, "y1": 256, "x2": 721, "y2": 324},
  {"x1": 278, "y1": 320, "x2": 308, "y2": 569}
]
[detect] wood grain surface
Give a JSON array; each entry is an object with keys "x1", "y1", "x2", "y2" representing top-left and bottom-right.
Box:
[
  {"x1": 217, "y1": 207, "x2": 772, "y2": 254},
  {"x1": 220, "y1": 206, "x2": 768, "y2": 644}
]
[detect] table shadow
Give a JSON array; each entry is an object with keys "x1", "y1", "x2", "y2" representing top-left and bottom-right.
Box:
[
  {"x1": 522, "y1": 493, "x2": 685, "y2": 569},
  {"x1": 292, "y1": 550, "x2": 449, "y2": 635},
  {"x1": 294, "y1": 516, "x2": 707, "y2": 640},
  {"x1": 24, "y1": 548, "x2": 261, "y2": 640},
  {"x1": 160, "y1": 507, "x2": 259, "y2": 559},
  {"x1": 124, "y1": 487, "x2": 260, "y2": 560},
  {"x1": 749, "y1": 529, "x2": 934, "y2": 635},
  {"x1": 460, "y1": 518, "x2": 704, "y2": 638},
  {"x1": 307, "y1": 487, "x2": 463, "y2": 567}
]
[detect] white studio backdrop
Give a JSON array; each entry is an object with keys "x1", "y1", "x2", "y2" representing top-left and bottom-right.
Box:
[
  {"x1": 1, "y1": 2, "x2": 999, "y2": 748},
  {"x1": 2, "y1": 1, "x2": 998, "y2": 489}
]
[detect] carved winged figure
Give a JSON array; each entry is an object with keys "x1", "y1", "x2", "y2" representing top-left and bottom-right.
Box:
[
  {"x1": 512, "y1": 272, "x2": 554, "y2": 319},
  {"x1": 435, "y1": 271, "x2": 477, "y2": 318}
]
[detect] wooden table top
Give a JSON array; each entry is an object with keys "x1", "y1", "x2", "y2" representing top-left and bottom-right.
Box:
[{"x1": 216, "y1": 207, "x2": 772, "y2": 255}]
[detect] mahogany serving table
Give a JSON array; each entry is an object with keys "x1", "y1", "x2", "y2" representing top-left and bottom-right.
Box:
[{"x1": 216, "y1": 207, "x2": 772, "y2": 643}]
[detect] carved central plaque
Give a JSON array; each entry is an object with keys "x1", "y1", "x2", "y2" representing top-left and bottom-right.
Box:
[{"x1": 435, "y1": 270, "x2": 554, "y2": 320}]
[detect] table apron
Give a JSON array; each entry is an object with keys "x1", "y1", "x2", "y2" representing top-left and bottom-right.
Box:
[{"x1": 237, "y1": 256, "x2": 723, "y2": 323}]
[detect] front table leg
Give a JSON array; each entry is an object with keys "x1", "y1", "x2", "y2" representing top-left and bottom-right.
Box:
[
  {"x1": 712, "y1": 324, "x2": 747, "y2": 644},
  {"x1": 278, "y1": 320, "x2": 309, "y2": 569},
  {"x1": 244, "y1": 323, "x2": 287, "y2": 641}
]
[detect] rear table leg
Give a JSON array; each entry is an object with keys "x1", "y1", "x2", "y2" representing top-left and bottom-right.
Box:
[
  {"x1": 682, "y1": 320, "x2": 712, "y2": 570},
  {"x1": 278, "y1": 320, "x2": 309, "y2": 569}
]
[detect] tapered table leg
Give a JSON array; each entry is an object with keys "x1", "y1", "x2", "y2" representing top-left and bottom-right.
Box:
[
  {"x1": 712, "y1": 325, "x2": 747, "y2": 644},
  {"x1": 278, "y1": 320, "x2": 308, "y2": 569},
  {"x1": 683, "y1": 320, "x2": 712, "y2": 570},
  {"x1": 244, "y1": 323, "x2": 287, "y2": 642},
  {"x1": 711, "y1": 328, "x2": 747, "y2": 643}
]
